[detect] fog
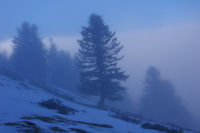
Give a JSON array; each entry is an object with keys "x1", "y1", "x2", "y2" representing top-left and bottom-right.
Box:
[
  {"x1": 0, "y1": 0, "x2": 199, "y2": 130},
  {"x1": 119, "y1": 22, "x2": 200, "y2": 118}
]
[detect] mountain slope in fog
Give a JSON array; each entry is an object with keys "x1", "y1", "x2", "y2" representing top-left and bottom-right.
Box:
[{"x1": 0, "y1": 74, "x2": 194, "y2": 133}]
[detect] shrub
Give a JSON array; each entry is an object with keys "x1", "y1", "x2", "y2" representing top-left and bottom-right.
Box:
[
  {"x1": 141, "y1": 123, "x2": 183, "y2": 133},
  {"x1": 38, "y1": 98, "x2": 78, "y2": 114}
]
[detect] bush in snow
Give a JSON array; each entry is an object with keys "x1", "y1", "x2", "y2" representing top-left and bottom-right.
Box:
[{"x1": 38, "y1": 98, "x2": 78, "y2": 114}]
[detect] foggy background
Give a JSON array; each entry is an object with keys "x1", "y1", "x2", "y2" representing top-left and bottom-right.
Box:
[{"x1": 0, "y1": 0, "x2": 200, "y2": 129}]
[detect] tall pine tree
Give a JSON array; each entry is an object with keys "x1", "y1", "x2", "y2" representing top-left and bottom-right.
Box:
[
  {"x1": 139, "y1": 66, "x2": 194, "y2": 128},
  {"x1": 77, "y1": 14, "x2": 128, "y2": 108},
  {"x1": 10, "y1": 22, "x2": 46, "y2": 83}
]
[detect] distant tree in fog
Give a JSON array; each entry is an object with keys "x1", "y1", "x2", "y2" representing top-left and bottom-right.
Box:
[
  {"x1": 46, "y1": 40, "x2": 79, "y2": 90},
  {"x1": 0, "y1": 51, "x2": 8, "y2": 69},
  {"x1": 77, "y1": 14, "x2": 128, "y2": 108},
  {"x1": 139, "y1": 66, "x2": 193, "y2": 127},
  {"x1": 10, "y1": 22, "x2": 46, "y2": 82}
]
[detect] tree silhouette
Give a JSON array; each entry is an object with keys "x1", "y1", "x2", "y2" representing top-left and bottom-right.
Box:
[
  {"x1": 10, "y1": 22, "x2": 46, "y2": 82},
  {"x1": 0, "y1": 51, "x2": 8, "y2": 69},
  {"x1": 139, "y1": 66, "x2": 193, "y2": 127},
  {"x1": 77, "y1": 14, "x2": 128, "y2": 108},
  {"x1": 46, "y1": 40, "x2": 79, "y2": 90}
]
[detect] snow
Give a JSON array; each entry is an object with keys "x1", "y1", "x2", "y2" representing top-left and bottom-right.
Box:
[{"x1": 0, "y1": 74, "x2": 194, "y2": 133}]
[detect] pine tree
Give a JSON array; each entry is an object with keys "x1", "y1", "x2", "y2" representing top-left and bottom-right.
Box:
[
  {"x1": 46, "y1": 41, "x2": 79, "y2": 90},
  {"x1": 139, "y1": 66, "x2": 193, "y2": 127},
  {"x1": 77, "y1": 14, "x2": 128, "y2": 108},
  {"x1": 0, "y1": 51, "x2": 8, "y2": 69},
  {"x1": 10, "y1": 22, "x2": 46, "y2": 82}
]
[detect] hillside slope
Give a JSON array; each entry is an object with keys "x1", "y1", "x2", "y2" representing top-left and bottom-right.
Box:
[{"x1": 0, "y1": 74, "x2": 194, "y2": 133}]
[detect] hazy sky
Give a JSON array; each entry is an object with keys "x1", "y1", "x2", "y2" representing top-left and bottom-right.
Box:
[{"x1": 0, "y1": 0, "x2": 200, "y2": 122}]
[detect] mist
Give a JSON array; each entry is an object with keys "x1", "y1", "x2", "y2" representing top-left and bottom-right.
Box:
[{"x1": 0, "y1": 0, "x2": 200, "y2": 131}]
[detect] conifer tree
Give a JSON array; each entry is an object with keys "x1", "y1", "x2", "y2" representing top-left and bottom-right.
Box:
[
  {"x1": 46, "y1": 40, "x2": 79, "y2": 90},
  {"x1": 139, "y1": 66, "x2": 193, "y2": 127},
  {"x1": 10, "y1": 22, "x2": 46, "y2": 82},
  {"x1": 77, "y1": 14, "x2": 128, "y2": 108}
]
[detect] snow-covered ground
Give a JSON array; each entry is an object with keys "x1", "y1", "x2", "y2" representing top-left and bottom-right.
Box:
[{"x1": 0, "y1": 74, "x2": 195, "y2": 133}]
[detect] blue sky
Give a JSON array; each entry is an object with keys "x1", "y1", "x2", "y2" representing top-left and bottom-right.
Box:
[{"x1": 0, "y1": 0, "x2": 199, "y2": 39}]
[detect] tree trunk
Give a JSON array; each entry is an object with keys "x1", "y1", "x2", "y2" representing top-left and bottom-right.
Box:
[{"x1": 97, "y1": 96, "x2": 105, "y2": 108}]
